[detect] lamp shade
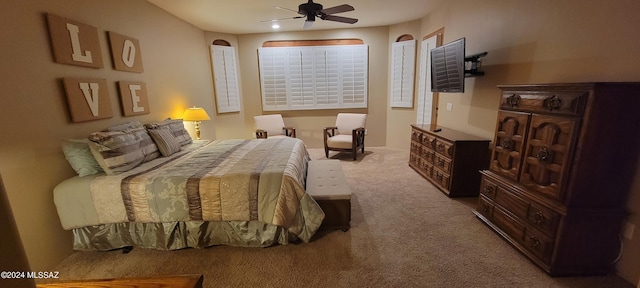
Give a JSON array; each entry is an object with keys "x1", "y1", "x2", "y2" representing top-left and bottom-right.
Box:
[{"x1": 182, "y1": 107, "x2": 211, "y2": 121}]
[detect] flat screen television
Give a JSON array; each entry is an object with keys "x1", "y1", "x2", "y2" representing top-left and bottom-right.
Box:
[{"x1": 430, "y1": 37, "x2": 465, "y2": 93}]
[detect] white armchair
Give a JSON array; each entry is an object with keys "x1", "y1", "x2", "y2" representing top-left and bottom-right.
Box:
[
  {"x1": 324, "y1": 113, "x2": 367, "y2": 160},
  {"x1": 253, "y1": 114, "x2": 296, "y2": 139}
]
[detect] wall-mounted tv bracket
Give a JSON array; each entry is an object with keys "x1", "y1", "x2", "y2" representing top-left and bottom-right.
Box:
[{"x1": 464, "y1": 52, "x2": 487, "y2": 77}]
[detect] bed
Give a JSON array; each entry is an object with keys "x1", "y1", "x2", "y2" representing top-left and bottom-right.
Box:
[{"x1": 54, "y1": 120, "x2": 324, "y2": 251}]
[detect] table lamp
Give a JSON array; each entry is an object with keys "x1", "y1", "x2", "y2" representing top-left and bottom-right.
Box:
[{"x1": 182, "y1": 107, "x2": 211, "y2": 140}]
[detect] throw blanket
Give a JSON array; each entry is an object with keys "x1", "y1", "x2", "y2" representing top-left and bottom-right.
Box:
[{"x1": 89, "y1": 138, "x2": 322, "y2": 237}]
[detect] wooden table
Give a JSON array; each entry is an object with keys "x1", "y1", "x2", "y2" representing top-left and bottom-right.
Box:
[{"x1": 37, "y1": 274, "x2": 203, "y2": 288}]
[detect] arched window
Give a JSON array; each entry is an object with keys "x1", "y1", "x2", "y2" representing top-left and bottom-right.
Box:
[
  {"x1": 210, "y1": 39, "x2": 240, "y2": 113},
  {"x1": 390, "y1": 34, "x2": 416, "y2": 108}
]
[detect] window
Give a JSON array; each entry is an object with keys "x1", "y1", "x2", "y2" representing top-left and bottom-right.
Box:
[
  {"x1": 210, "y1": 45, "x2": 240, "y2": 113},
  {"x1": 258, "y1": 44, "x2": 368, "y2": 111},
  {"x1": 416, "y1": 33, "x2": 440, "y2": 124},
  {"x1": 390, "y1": 39, "x2": 416, "y2": 108}
]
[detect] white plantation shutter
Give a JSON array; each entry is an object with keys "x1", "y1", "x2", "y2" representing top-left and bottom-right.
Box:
[
  {"x1": 314, "y1": 48, "x2": 340, "y2": 107},
  {"x1": 340, "y1": 45, "x2": 368, "y2": 107},
  {"x1": 390, "y1": 40, "x2": 416, "y2": 108},
  {"x1": 258, "y1": 48, "x2": 288, "y2": 110},
  {"x1": 258, "y1": 44, "x2": 368, "y2": 111},
  {"x1": 288, "y1": 48, "x2": 315, "y2": 109},
  {"x1": 211, "y1": 45, "x2": 240, "y2": 113},
  {"x1": 416, "y1": 36, "x2": 437, "y2": 124}
]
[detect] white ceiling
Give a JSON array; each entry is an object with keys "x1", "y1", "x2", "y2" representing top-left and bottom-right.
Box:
[{"x1": 146, "y1": 0, "x2": 441, "y2": 34}]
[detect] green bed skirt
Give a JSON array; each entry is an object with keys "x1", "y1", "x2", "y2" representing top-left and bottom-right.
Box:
[{"x1": 72, "y1": 221, "x2": 296, "y2": 251}]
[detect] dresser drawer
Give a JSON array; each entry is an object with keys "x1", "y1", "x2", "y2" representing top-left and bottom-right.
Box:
[
  {"x1": 434, "y1": 139, "x2": 454, "y2": 158},
  {"x1": 434, "y1": 154, "x2": 452, "y2": 174},
  {"x1": 411, "y1": 129, "x2": 421, "y2": 142},
  {"x1": 477, "y1": 195, "x2": 494, "y2": 219},
  {"x1": 410, "y1": 158, "x2": 431, "y2": 179},
  {"x1": 421, "y1": 161, "x2": 433, "y2": 178},
  {"x1": 421, "y1": 133, "x2": 436, "y2": 148},
  {"x1": 526, "y1": 203, "x2": 559, "y2": 235},
  {"x1": 523, "y1": 229, "x2": 553, "y2": 263},
  {"x1": 410, "y1": 140, "x2": 420, "y2": 153},
  {"x1": 432, "y1": 168, "x2": 450, "y2": 190},
  {"x1": 491, "y1": 205, "x2": 553, "y2": 266},
  {"x1": 409, "y1": 153, "x2": 418, "y2": 166},
  {"x1": 491, "y1": 203, "x2": 526, "y2": 242},
  {"x1": 479, "y1": 176, "x2": 498, "y2": 199},
  {"x1": 499, "y1": 91, "x2": 587, "y2": 116},
  {"x1": 421, "y1": 147, "x2": 435, "y2": 163},
  {"x1": 481, "y1": 172, "x2": 560, "y2": 237},
  {"x1": 494, "y1": 186, "x2": 530, "y2": 223}
]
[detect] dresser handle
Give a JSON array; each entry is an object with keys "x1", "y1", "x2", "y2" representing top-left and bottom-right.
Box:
[
  {"x1": 437, "y1": 159, "x2": 445, "y2": 167},
  {"x1": 484, "y1": 186, "x2": 495, "y2": 195},
  {"x1": 506, "y1": 94, "x2": 521, "y2": 107},
  {"x1": 482, "y1": 203, "x2": 490, "y2": 213},
  {"x1": 529, "y1": 236, "x2": 540, "y2": 249},
  {"x1": 502, "y1": 139, "x2": 512, "y2": 150},
  {"x1": 534, "y1": 211, "x2": 546, "y2": 225},
  {"x1": 536, "y1": 147, "x2": 550, "y2": 162},
  {"x1": 544, "y1": 95, "x2": 562, "y2": 111}
]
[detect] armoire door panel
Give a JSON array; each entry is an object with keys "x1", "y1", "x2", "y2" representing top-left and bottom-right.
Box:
[
  {"x1": 490, "y1": 111, "x2": 530, "y2": 181},
  {"x1": 520, "y1": 115, "x2": 578, "y2": 200}
]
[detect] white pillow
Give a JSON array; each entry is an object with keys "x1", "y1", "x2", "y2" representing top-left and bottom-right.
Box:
[{"x1": 61, "y1": 139, "x2": 104, "y2": 177}]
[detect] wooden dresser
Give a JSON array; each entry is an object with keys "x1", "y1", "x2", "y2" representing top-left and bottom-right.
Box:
[
  {"x1": 474, "y1": 83, "x2": 640, "y2": 275},
  {"x1": 409, "y1": 125, "x2": 490, "y2": 197}
]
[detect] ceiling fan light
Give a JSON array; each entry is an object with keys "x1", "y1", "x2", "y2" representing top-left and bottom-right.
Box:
[{"x1": 303, "y1": 20, "x2": 314, "y2": 29}]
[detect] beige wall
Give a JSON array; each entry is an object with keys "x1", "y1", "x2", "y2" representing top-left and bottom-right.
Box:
[
  {"x1": 2, "y1": 0, "x2": 639, "y2": 285},
  {"x1": 0, "y1": 0, "x2": 214, "y2": 270},
  {"x1": 227, "y1": 27, "x2": 390, "y2": 149},
  {"x1": 390, "y1": 0, "x2": 640, "y2": 284}
]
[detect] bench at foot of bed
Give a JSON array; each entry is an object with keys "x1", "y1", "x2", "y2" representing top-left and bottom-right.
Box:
[{"x1": 306, "y1": 160, "x2": 351, "y2": 231}]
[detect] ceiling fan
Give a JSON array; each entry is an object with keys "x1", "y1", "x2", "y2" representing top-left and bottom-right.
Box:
[{"x1": 267, "y1": 0, "x2": 358, "y2": 29}]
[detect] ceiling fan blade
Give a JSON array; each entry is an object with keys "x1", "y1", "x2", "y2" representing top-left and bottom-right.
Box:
[
  {"x1": 260, "y1": 16, "x2": 304, "y2": 23},
  {"x1": 322, "y1": 14, "x2": 358, "y2": 24},
  {"x1": 274, "y1": 6, "x2": 302, "y2": 15},
  {"x1": 320, "y1": 4, "x2": 354, "y2": 15},
  {"x1": 303, "y1": 20, "x2": 314, "y2": 29}
]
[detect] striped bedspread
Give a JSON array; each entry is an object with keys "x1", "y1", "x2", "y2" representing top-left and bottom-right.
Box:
[{"x1": 88, "y1": 138, "x2": 323, "y2": 239}]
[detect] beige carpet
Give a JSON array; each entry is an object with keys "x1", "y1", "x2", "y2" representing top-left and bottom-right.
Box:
[{"x1": 43, "y1": 147, "x2": 633, "y2": 288}]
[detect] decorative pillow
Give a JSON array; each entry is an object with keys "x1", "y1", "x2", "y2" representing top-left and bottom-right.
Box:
[
  {"x1": 145, "y1": 118, "x2": 192, "y2": 146},
  {"x1": 148, "y1": 128, "x2": 182, "y2": 156},
  {"x1": 104, "y1": 122, "x2": 160, "y2": 162},
  {"x1": 61, "y1": 139, "x2": 104, "y2": 177},
  {"x1": 88, "y1": 130, "x2": 145, "y2": 175}
]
